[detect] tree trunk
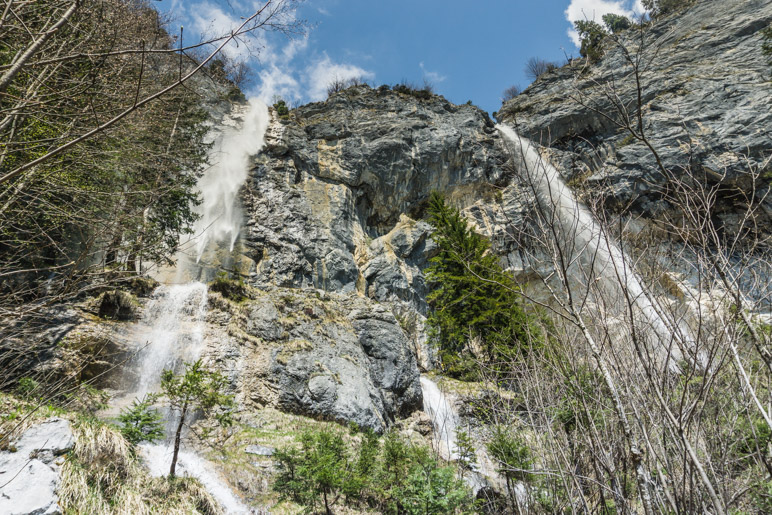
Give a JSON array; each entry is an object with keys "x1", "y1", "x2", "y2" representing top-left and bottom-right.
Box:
[
  {"x1": 323, "y1": 488, "x2": 332, "y2": 515},
  {"x1": 169, "y1": 402, "x2": 187, "y2": 478}
]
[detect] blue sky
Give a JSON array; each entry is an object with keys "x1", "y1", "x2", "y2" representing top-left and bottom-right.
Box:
[{"x1": 158, "y1": 0, "x2": 644, "y2": 114}]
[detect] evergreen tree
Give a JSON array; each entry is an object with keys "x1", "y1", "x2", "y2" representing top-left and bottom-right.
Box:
[
  {"x1": 425, "y1": 192, "x2": 543, "y2": 378},
  {"x1": 161, "y1": 360, "x2": 234, "y2": 478},
  {"x1": 118, "y1": 394, "x2": 164, "y2": 445}
]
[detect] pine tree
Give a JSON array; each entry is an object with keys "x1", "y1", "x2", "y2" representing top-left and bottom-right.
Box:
[{"x1": 425, "y1": 193, "x2": 544, "y2": 378}]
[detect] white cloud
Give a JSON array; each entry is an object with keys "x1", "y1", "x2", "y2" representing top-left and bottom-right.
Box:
[
  {"x1": 564, "y1": 0, "x2": 644, "y2": 47},
  {"x1": 419, "y1": 62, "x2": 446, "y2": 84},
  {"x1": 304, "y1": 54, "x2": 375, "y2": 101}
]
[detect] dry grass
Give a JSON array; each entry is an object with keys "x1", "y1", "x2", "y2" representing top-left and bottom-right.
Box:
[{"x1": 59, "y1": 419, "x2": 222, "y2": 514}]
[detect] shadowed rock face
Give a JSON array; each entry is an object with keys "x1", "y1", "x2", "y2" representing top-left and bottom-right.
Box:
[{"x1": 499, "y1": 0, "x2": 772, "y2": 229}]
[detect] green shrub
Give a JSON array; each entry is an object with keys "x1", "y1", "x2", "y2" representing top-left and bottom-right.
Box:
[
  {"x1": 392, "y1": 81, "x2": 434, "y2": 100},
  {"x1": 209, "y1": 272, "x2": 249, "y2": 302},
  {"x1": 575, "y1": 20, "x2": 608, "y2": 63},
  {"x1": 763, "y1": 24, "x2": 772, "y2": 68},
  {"x1": 16, "y1": 377, "x2": 39, "y2": 400},
  {"x1": 602, "y1": 13, "x2": 632, "y2": 33},
  {"x1": 642, "y1": 0, "x2": 690, "y2": 17},
  {"x1": 118, "y1": 394, "x2": 164, "y2": 446},
  {"x1": 273, "y1": 99, "x2": 290, "y2": 118},
  {"x1": 273, "y1": 427, "x2": 476, "y2": 514}
]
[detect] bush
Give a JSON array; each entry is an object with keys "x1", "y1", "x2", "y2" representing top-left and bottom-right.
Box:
[
  {"x1": 118, "y1": 394, "x2": 164, "y2": 445},
  {"x1": 575, "y1": 20, "x2": 608, "y2": 62},
  {"x1": 209, "y1": 272, "x2": 249, "y2": 302},
  {"x1": 524, "y1": 57, "x2": 557, "y2": 81},
  {"x1": 392, "y1": 80, "x2": 434, "y2": 100},
  {"x1": 602, "y1": 13, "x2": 632, "y2": 33},
  {"x1": 642, "y1": 0, "x2": 689, "y2": 17},
  {"x1": 272, "y1": 99, "x2": 289, "y2": 118},
  {"x1": 763, "y1": 24, "x2": 772, "y2": 68},
  {"x1": 16, "y1": 377, "x2": 39, "y2": 400},
  {"x1": 273, "y1": 427, "x2": 476, "y2": 514},
  {"x1": 502, "y1": 84, "x2": 522, "y2": 102},
  {"x1": 326, "y1": 76, "x2": 368, "y2": 97}
]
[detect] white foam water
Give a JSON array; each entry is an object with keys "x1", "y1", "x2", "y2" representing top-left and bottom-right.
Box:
[
  {"x1": 108, "y1": 99, "x2": 271, "y2": 513},
  {"x1": 497, "y1": 125, "x2": 689, "y2": 369},
  {"x1": 139, "y1": 442, "x2": 253, "y2": 514},
  {"x1": 191, "y1": 98, "x2": 270, "y2": 261}
]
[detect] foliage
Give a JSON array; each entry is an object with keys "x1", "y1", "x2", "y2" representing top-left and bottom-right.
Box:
[
  {"x1": 425, "y1": 192, "x2": 545, "y2": 379},
  {"x1": 575, "y1": 20, "x2": 608, "y2": 62},
  {"x1": 161, "y1": 360, "x2": 234, "y2": 477},
  {"x1": 602, "y1": 13, "x2": 632, "y2": 33},
  {"x1": 763, "y1": 24, "x2": 772, "y2": 68},
  {"x1": 502, "y1": 84, "x2": 522, "y2": 102},
  {"x1": 15, "y1": 377, "x2": 39, "y2": 400},
  {"x1": 454, "y1": 429, "x2": 477, "y2": 476},
  {"x1": 524, "y1": 57, "x2": 558, "y2": 81},
  {"x1": 392, "y1": 80, "x2": 434, "y2": 100},
  {"x1": 273, "y1": 99, "x2": 290, "y2": 118},
  {"x1": 486, "y1": 425, "x2": 532, "y2": 482},
  {"x1": 273, "y1": 426, "x2": 476, "y2": 514},
  {"x1": 117, "y1": 394, "x2": 164, "y2": 446},
  {"x1": 326, "y1": 76, "x2": 368, "y2": 97},
  {"x1": 209, "y1": 272, "x2": 249, "y2": 302},
  {"x1": 641, "y1": 0, "x2": 689, "y2": 17}
]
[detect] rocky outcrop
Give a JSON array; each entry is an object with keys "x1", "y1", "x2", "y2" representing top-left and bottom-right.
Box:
[
  {"x1": 0, "y1": 418, "x2": 74, "y2": 515},
  {"x1": 499, "y1": 0, "x2": 772, "y2": 229},
  {"x1": 241, "y1": 86, "x2": 514, "y2": 312},
  {"x1": 204, "y1": 287, "x2": 422, "y2": 433}
]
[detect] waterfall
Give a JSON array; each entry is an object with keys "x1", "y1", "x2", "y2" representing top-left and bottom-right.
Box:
[
  {"x1": 420, "y1": 376, "x2": 499, "y2": 494},
  {"x1": 108, "y1": 99, "x2": 270, "y2": 514},
  {"x1": 497, "y1": 125, "x2": 689, "y2": 369},
  {"x1": 420, "y1": 376, "x2": 459, "y2": 460},
  {"x1": 191, "y1": 98, "x2": 270, "y2": 261}
]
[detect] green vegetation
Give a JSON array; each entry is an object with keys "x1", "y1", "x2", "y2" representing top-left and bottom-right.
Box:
[
  {"x1": 425, "y1": 192, "x2": 545, "y2": 379},
  {"x1": 161, "y1": 360, "x2": 234, "y2": 478},
  {"x1": 273, "y1": 426, "x2": 477, "y2": 514},
  {"x1": 642, "y1": 0, "x2": 690, "y2": 17},
  {"x1": 392, "y1": 81, "x2": 434, "y2": 100},
  {"x1": 575, "y1": 20, "x2": 608, "y2": 62},
  {"x1": 763, "y1": 24, "x2": 772, "y2": 69},
  {"x1": 273, "y1": 99, "x2": 290, "y2": 118},
  {"x1": 209, "y1": 271, "x2": 250, "y2": 302},
  {"x1": 117, "y1": 394, "x2": 164, "y2": 446},
  {"x1": 602, "y1": 13, "x2": 632, "y2": 33}
]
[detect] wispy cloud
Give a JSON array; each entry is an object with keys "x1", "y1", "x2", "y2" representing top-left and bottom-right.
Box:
[
  {"x1": 419, "y1": 62, "x2": 446, "y2": 84},
  {"x1": 304, "y1": 53, "x2": 375, "y2": 101},
  {"x1": 172, "y1": 2, "x2": 374, "y2": 105},
  {"x1": 564, "y1": 0, "x2": 645, "y2": 47}
]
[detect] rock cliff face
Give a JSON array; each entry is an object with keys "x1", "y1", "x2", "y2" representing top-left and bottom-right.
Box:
[
  {"x1": 240, "y1": 87, "x2": 512, "y2": 312},
  {"x1": 499, "y1": 0, "x2": 772, "y2": 228}
]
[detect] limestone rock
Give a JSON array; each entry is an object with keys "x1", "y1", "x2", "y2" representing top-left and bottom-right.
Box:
[
  {"x1": 0, "y1": 418, "x2": 74, "y2": 515},
  {"x1": 499, "y1": 0, "x2": 772, "y2": 233}
]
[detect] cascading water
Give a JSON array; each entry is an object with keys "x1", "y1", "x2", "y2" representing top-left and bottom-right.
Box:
[
  {"x1": 109, "y1": 99, "x2": 270, "y2": 514},
  {"x1": 191, "y1": 98, "x2": 270, "y2": 262},
  {"x1": 420, "y1": 376, "x2": 499, "y2": 494},
  {"x1": 497, "y1": 125, "x2": 689, "y2": 369}
]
